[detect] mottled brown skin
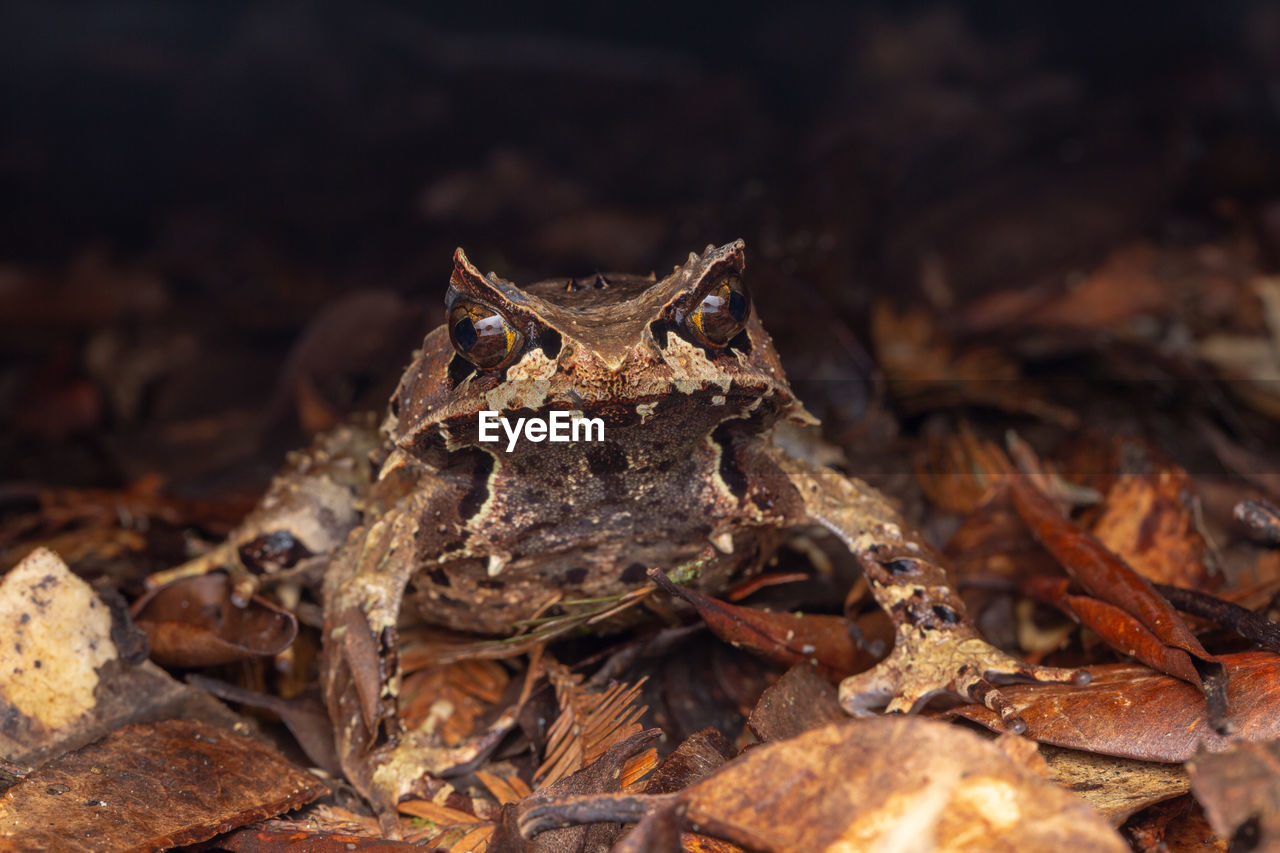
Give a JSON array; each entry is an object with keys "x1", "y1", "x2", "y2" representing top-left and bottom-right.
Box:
[
  {"x1": 214, "y1": 241, "x2": 1082, "y2": 827},
  {"x1": 376, "y1": 242, "x2": 799, "y2": 634}
]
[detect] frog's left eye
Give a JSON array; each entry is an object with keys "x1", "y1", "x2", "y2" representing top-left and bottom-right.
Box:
[
  {"x1": 449, "y1": 301, "x2": 524, "y2": 370},
  {"x1": 686, "y1": 273, "x2": 750, "y2": 347}
]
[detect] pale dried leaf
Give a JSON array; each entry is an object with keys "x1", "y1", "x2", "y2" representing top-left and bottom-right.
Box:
[
  {"x1": 477, "y1": 770, "x2": 532, "y2": 806},
  {"x1": 397, "y1": 799, "x2": 482, "y2": 826},
  {"x1": 451, "y1": 824, "x2": 496, "y2": 852},
  {"x1": 622, "y1": 747, "x2": 661, "y2": 790}
]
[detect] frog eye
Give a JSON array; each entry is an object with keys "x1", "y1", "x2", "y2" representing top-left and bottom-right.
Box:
[
  {"x1": 686, "y1": 273, "x2": 750, "y2": 347},
  {"x1": 448, "y1": 301, "x2": 524, "y2": 370}
]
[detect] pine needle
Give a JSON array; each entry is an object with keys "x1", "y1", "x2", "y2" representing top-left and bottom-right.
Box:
[{"x1": 534, "y1": 662, "x2": 649, "y2": 789}]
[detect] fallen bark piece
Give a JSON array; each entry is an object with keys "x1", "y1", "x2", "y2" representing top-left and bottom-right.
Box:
[
  {"x1": 1039, "y1": 745, "x2": 1190, "y2": 826},
  {"x1": 949, "y1": 652, "x2": 1280, "y2": 762},
  {"x1": 522, "y1": 717, "x2": 1126, "y2": 852},
  {"x1": 0, "y1": 718, "x2": 325, "y2": 852}
]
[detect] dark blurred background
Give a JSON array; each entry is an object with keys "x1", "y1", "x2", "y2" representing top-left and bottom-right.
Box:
[{"x1": 2, "y1": 0, "x2": 1279, "y2": 493}]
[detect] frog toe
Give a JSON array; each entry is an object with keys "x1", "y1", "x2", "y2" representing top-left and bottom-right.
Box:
[
  {"x1": 360, "y1": 709, "x2": 521, "y2": 835},
  {"x1": 835, "y1": 666, "x2": 897, "y2": 717}
]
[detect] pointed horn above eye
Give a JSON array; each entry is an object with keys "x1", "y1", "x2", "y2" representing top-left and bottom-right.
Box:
[
  {"x1": 448, "y1": 248, "x2": 536, "y2": 314},
  {"x1": 451, "y1": 247, "x2": 487, "y2": 288},
  {"x1": 721, "y1": 238, "x2": 746, "y2": 266},
  {"x1": 686, "y1": 239, "x2": 746, "y2": 295},
  {"x1": 449, "y1": 247, "x2": 510, "y2": 303}
]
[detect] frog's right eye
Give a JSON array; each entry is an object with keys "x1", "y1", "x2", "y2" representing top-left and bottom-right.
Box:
[
  {"x1": 448, "y1": 301, "x2": 524, "y2": 370},
  {"x1": 685, "y1": 272, "x2": 750, "y2": 348}
]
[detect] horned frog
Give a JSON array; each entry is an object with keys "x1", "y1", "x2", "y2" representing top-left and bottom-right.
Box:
[{"x1": 189, "y1": 240, "x2": 1081, "y2": 822}]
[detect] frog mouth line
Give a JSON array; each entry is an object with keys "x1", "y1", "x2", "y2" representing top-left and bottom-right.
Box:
[
  {"x1": 446, "y1": 388, "x2": 785, "y2": 421},
  {"x1": 424, "y1": 391, "x2": 790, "y2": 444},
  {"x1": 454, "y1": 377, "x2": 791, "y2": 406}
]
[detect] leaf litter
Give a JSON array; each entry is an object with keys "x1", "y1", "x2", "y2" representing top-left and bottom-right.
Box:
[{"x1": 6, "y1": 11, "x2": 1280, "y2": 848}]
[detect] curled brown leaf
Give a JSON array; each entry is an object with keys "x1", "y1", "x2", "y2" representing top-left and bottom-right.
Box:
[
  {"x1": 648, "y1": 568, "x2": 881, "y2": 680},
  {"x1": 1010, "y1": 477, "x2": 1227, "y2": 723},
  {"x1": 131, "y1": 573, "x2": 297, "y2": 668},
  {"x1": 949, "y1": 652, "x2": 1280, "y2": 762}
]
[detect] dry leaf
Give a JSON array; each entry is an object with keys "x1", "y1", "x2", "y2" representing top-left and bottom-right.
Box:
[
  {"x1": 186, "y1": 674, "x2": 341, "y2": 776},
  {"x1": 945, "y1": 489, "x2": 1061, "y2": 585},
  {"x1": 746, "y1": 662, "x2": 845, "y2": 743},
  {"x1": 131, "y1": 573, "x2": 298, "y2": 667},
  {"x1": 650, "y1": 569, "x2": 880, "y2": 680},
  {"x1": 399, "y1": 657, "x2": 511, "y2": 747},
  {"x1": 1091, "y1": 468, "x2": 1215, "y2": 590},
  {"x1": 0, "y1": 547, "x2": 243, "y2": 766},
  {"x1": 1027, "y1": 244, "x2": 1171, "y2": 330},
  {"x1": 1025, "y1": 575, "x2": 1211, "y2": 689},
  {"x1": 1200, "y1": 276, "x2": 1280, "y2": 421},
  {"x1": 1011, "y1": 476, "x2": 1227, "y2": 720},
  {"x1": 0, "y1": 719, "x2": 324, "y2": 852},
  {"x1": 949, "y1": 652, "x2": 1280, "y2": 762},
  {"x1": 523, "y1": 717, "x2": 1126, "y2": 852},
  {"x1": 915, "y1": 421, "x2": 1016, "y2": 514},
  {"x1": 1187, "y1": 739, "x2": 1280, "y2": 850},
  {"x1": 872, "y1": 301, "x2": 1078, "y2": 426},
  {"x1": 0, "y1": 477, "x2": 250, "y2": 571}
]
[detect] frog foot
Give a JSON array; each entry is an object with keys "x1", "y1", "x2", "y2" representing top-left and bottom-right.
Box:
[
  {"x1": 361, "y1": 711, "x2": 520, "y2": 837},
  {"x1": 838, "y1": 624, "x2": 1088, "y2": 733}
]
